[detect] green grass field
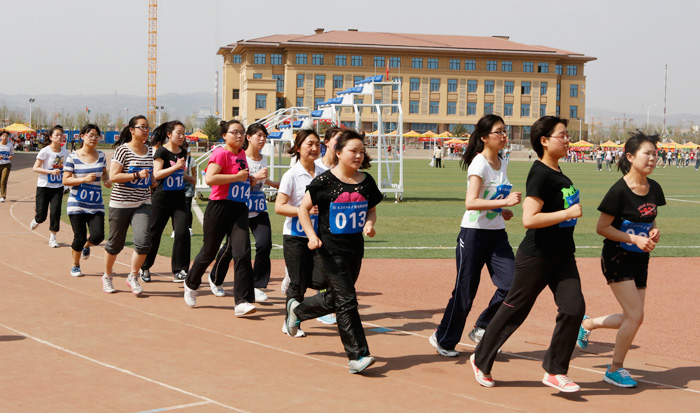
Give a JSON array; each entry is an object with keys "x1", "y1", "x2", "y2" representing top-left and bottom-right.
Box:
[{"x1": 63, "y1": 157, "x2": 700, "y2": 260}]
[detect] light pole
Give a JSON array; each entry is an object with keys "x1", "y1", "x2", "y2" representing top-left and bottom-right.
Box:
[
  {"x1": 646, "y1": 104, "x2": 657, "y2": 133},
  {"x1": 28, "y1": 98, "x2": 35, "y2": 128},
  {"x1": 156, "y1": 105, "x2": 164, "y2": 125}
]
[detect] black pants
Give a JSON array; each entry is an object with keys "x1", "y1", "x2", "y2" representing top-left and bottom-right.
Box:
[
  {"x1": 283, "y1": 235, "x2": 330, "y2": 303},
  {"x1": 142, "y1": 191, "x2": 190, "y2": 274},
  {"x1": 474, "y1": 250, "x2": 585, "y2": 375},
  {"x1": 68, "y1": 213, "x2": 105, "y2": 252},
  {"x1": 435, "y1": 228, "x2": 514, "y2": 350},
  {"x1": 186, "y1": 196, "x2": 193, "y2": 228},
  {"x1": 295, "y1": 249, "x2": 368, "y2": 361},
  {"x1": 35, "y1": 186, "x2": 64, "y2": 232},
  {"x1": 435, "y1": 158, "x2": 442, "y2": 168},
  {"x1": 212, "y1": 212, "x2": 272, "y2": 289},
  {"x1": 186, "y1": 200, "x2": 254, "y2": 305}
]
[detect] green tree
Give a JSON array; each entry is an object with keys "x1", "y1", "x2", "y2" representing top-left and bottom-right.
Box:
[
  {"x1": 203, "y1": 115, "x2": 221, "y2": 142},
  {"x1": 451, "y1": 123, "x2": 469, "y2": 137}
]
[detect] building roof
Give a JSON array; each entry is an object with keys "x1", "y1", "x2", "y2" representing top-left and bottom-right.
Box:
[{"x1": 218, "y1": 30, "x2": 595, "y2": 61}]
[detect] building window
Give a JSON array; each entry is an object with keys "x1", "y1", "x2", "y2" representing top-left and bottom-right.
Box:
[
  {"x1": 273, "y1": 74, "x2": 284, "y2": 93},
  {"x1": 486, "y1": 60, "x2": 497, "y2": 71},
  {"x1": 314, "y1": 97, "x2": 324, "y2": 109},
  {"x1": 336, "y1": 55, "x2": 347, "y2": 66},
  {"x1": 354, "y1": 76, "x2": 364, "y2": 84},
  {"x1": 271, "y1": 54, "x2": 282, "y2": 65},
  {"x1": 232, "y1": 55, "x2": 242, "y2": 64},
  {"x1": 351, "y1": 55, "x2": 363, "y2": 66},
  {"x1": 409, "y1": 78, "x2": 420, "y2": 91},
  {"x1": 312, "y1": 54, "x2": 324, "y2": 65},
  {"x1": 556, "y1": 64, "x2": 563, "y2": 75},
  {"x1": 296, "y1": 74, "x2": 304, "y2": 88},
  {"x1": 504, "y1": 81, "x2": 514, "y2": 94},
  {"x1": 232, "y1": 89, "x2": 239, "y2": 99},
  {"x1": 484, "y1": 102, "x2": 494, "y2": 115},
  {"x1": 502, "y1": 61, "x2": 512, "y2": 72},
  {"x1": 333, "y1": 75, "x2": 343, "y2": 89},
  {"x1": 430, "y1": 78, "x2": 440, "y2": 92},
  {"x1": 556, "y1": 83, "x2": 561, "y2": 101},
  {"x1": 540, "y1": 104, "x2": 547, "y2": 117},
  {"x1": 447, "y1": 101, "x2": 457, "y2": 115},
  {"x1": 465, "y1": 60, "x2": 476, "y2": 71},
  {"x1": 570, "y1": 84, "x2": 578, "y2": 97},
  {"x1": 255, "y1": 94, "x2": 266, "y2": 109},
  {"x1": 523, "y1": 62, "x2": 534, "y2": 72},
  {"x1": 314, "y1": 75, "x2": 325, "y2": 88},
  {"x1": 392, "y1": 77, "x2": 401, "y2": 91},
  {"x1": 392, "y1": 100, "x2": 398, "y2": 114},
  {"x1": 504, "y1": 103, "x2": 513, "y2": 116},
  {"x1": 254, "y1": 53, "x2": 266, "y2": 64},
  {"x1": 449, "y1": 59, "x2": 460, "y2": 70},
  {"x1": 541, "y1": 82, "x2": 548, "y2": 96},
  {"x1": 523, "y1": 125, "x2": 531, "y2": 141},
  {"x1": 521, "y1": 104, "x2": 530, "y2": 117},
  {"x1": 567, "y1": 65, "x2": 578, "y2": 76},
  {"x1": 447, "y1": 79, "x2": 457, "y2": 92},
  {"x1": 570, "y1": 105, "x2": 578, "y2": 119},
  {"x1": 427, "y1": 58, "x2": 438, "y2": 69},
  {"x1": 232, "y1": 107, "x2": 239, "y2": 117},
  {"x1": 374, "y1": 56, "x2": 385, "y2": 67},
  {"x1": 484, "y1": 80, "x2": 494, "y2": 94},
  {"x1": 296, "y1": 97, "x2": 303, "y2": 107},
  {"x1": 412, "y1": 58, "x2": 423, "y2": 69},
  {"x1": 521, "y1": 81, "x2": 531, "y2": 95},
  {"x1": 467, "y1": 102, "x2": 477, "y2": 115},
  {"x1": 296, "y1": 54, "x2": 307, "y2": 64},
  {"x1": 389, "y1": 57, "x2": 401, "y2": 68},
  {"x1": 253, "y1": 73, "x2": 262, "y2": 79},
  {"x1": 538, "y1": 62, "x2": 549, "y2": 73},
  {"x1": 409, "y1": 101, "x2": 419, "y2": 114},
  {"x1": 429, "y1": 101, "x2": 439, "y2": 114},
  {"x1": 467, "y1": 80, "x2": 477, "y2": 93},
  {"x1": 556, "y1": 105, "x2": 561, "y2": 117}
]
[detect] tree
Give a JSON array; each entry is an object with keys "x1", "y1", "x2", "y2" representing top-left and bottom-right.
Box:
[
  {"x1": 94, "y1": 113, "x2": 112, "y2": 131},
  {"x1": 184, "y1": 112, "x2": 197, "y2": 132},
  {"x1": 451, "y1": 123, "x2": 470, "y2": 137},
  {"x1": 160, "y1": 111, "x2": 171, "y2": 123},
  {"x1": 202, "y1": 115, "x2": 221, "y2": 142}
]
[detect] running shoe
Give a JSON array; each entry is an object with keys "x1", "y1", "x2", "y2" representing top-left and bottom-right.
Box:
[
  {"x1": 139, "y1": 269, "x2": 151, "y2": 283},
  {"x1": 542, "y1": 373, "x2": 580, "y2": 392},
  {"x1": 30, "y1": 219, "x2": 38, "y2": 230},
  {"x1": 70, "y1": 266, "x2": 82, "y2": 277},
  {"x1": 470, "y1": 354, "x2": 495, "y2": 387},
  {"x1": 577, "y1": 315, "x2": 591, "y2": 349},
  {"x1": 126, "y1": 274, "x2": 143, "y2": 295},
  {"x1": 81, "y1": 246, "x2": 90, "y2": 260},
  {"x1": 603, "y1": 365, "x2": 638, "y2": 388},
  {"x1": 468, "y1": 326, "x2": 485, "y2": 343},
  {"x1": 102, "y1": 274, "x2": 115, "y2": 293},
  {"x1": 281, "y1": 321, "x2": 306, "y2": 337},
  {"x1": 234, "y1": 301, "x2": 256, "y2": 316},
  {"x1": 285, "y1": 298, "x2": 301, "y2": 336},
  {"x1": 254, "y1": 288, "x2": 268, "y2": 302},
  {"x1": 429, "y1": 331, "x2": 458, "y2": 357},
  {"x1": 0, "y1": 197, "x2": 5, "y2": 203},
  {"x1": 348, "y1": 356, "x2": 375, "y2": 374},
  {"x1": 317, "y1": 314, "x2": 337, "y2": 325},
  {"x1": 280, "y1": 272, "x2": 290, "y2": 295},
  {"x1": 208, "y1": 273, "x2": 225, "y2": 297},
  {"x1": 184, "y1": 283, "x2": 197, "y2": 307},
  {"x1": 173, "y1": 270, "x2": 187, "y2": 283},
  {"x1": 48, "y1": 236, "x2": 59, "y2": 248}
]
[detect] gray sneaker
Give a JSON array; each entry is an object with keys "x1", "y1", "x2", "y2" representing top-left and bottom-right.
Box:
[
  {"x1": 429, "y1": 331, "x2": 458, "y2": 357},
  {"x1": 173, "y1": 270, "x2": 186, "y2": 283},
  {"x1": 126, "y1": 274, "x2": 143, "y2": 295},
  {"x1": 348, "y1": 356, "x2": 376, "y2": 374},
  {"x1": 285, "y1": 298, "x2": 301, "y2": 337},
  {"x1": 139, "y1": 269, "x2": 151, "y2": 283},
  {"x1": 468, "y1": 327, "x2": 485, "y2": 343}
]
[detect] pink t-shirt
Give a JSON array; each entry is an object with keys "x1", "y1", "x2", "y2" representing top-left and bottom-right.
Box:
[{"x1": 208, "y1": 147, "x2": 248, "y2": 200}]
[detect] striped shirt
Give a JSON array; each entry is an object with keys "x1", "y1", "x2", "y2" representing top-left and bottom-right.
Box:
[
  {"x1": 109, "y1": 144, "x2": 154, "y2": 208},
  {"x1": 64, "y1": 151, "x2": 107, "y2": 215}
]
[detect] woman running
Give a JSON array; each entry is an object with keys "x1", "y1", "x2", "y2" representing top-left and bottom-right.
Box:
[
  {"x1": 577, "y1": 131, "x2": 664, "y2": 388},
  {"x1": 139, "y1": 121, "x2": 194, "y2": 283},
  {"x1": 185, "y1": 120, "x2": 256, "y2": 316},
  {"x1": 103, "y1": 116, "x2": 154, "y2": 295},
  {"x1": 0, "y1": 130, "x2": 13, "y2": 202},
  {"x1": 286, "y1": 129, "x2": 383, "y2": 374},
  {"x1": 30, "y1": 125, "x2": 69, "y2": 248},
  {"x1": 470, "y1": 116, "x2": 585, "y2": 393},
  {"x1": 63, "y1": 124, "x2": 111, "y2": 277},
  {"x1": 429, "y1": 114, "x2": 521, "y2": 357}
]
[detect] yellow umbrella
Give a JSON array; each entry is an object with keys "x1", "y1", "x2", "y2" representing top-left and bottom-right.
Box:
[
  {"x1": 403, "y1": 130, "x2": 421, "y2": 137},
  {"x1": 421, "y1": 130, "x2": 438, "y2": 138},
  {"x1": 2, "y1": 123, "x2": 35, "y2": 133}
]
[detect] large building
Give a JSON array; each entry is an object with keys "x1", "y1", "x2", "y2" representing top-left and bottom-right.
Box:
[{"x1": 217, "y1": 29, "x2": 596, "y2": 141}]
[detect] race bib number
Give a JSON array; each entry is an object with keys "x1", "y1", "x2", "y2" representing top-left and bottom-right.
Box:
[
  {"x1": 0, "y1": 151, "x2": 9, "y2": 160},
  {"x1": 227, "y1": 181, "x2": 250, "y2": 203},
  {"x1": 487, "y1": 184, "x2": 512, "y2": 214},
  {"x1": 163, "y1": 169, "x2": 185, "y2": 191},
  {"x1": 247, "y1": 191, "x2": 267, "y2": 213},
  {"x1": 125, "y1": 166, "x2": 152, "y2": 188},
  {"x1": 620, "y1": 220, "x2": 652, "y2": 253},
  {"x1": 75, "y1": 184, "x2": 103, "y2": 206},
  {"x1": 290, "y1": 215, "x2": 318, "y2": 237},
  {"x1": 330, "y1": 201, "x2": 368, "y2": 234},
  {"x1": 559, "y1": 190, "x2": 580, "y2": 228},
  {"x1": 47, "y1": 169, "x2": 63, "y2": 184}
]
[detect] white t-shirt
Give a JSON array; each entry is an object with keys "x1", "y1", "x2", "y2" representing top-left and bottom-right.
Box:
[
  {"x1": 0, "y1": 142, "x2": 13, "y2": 165},
  {"x1": 35, "y1": 146, "x2": 69, "y2": 188},
  {"x1": 246, "y1": 154, "x2": 268, "y2": 218},
  {"x1": 460, "y1": 153, "x2": 511, "y2": 230},
  {"x1": 314, "y1": 157, "x2": 332, "y2": 172},
  {"x1": 278, "y1": 161, "x2": 325, "y2": 236}
]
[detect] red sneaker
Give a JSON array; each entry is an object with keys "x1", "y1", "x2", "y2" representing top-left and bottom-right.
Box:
[
  {"x1": 470, "y1": 354, "x2": 495, "y2": 388},
  {"x1": 542, "y1": 373, "x2": 580, "y2": 392}
]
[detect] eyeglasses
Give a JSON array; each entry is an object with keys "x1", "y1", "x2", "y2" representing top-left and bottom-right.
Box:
[
  {"x1": 490, "y1": 131, "x2": 508, "y2": 136},
  {"x1": 84, "y1": 134, "x2": 100, "y2": 139},
  {"x1": 549, "y1": 133, "x2": 571, "y2": 141},
  {"x1": 133, "y1": 126, "x2": 150, "y2": 131},
  {"x1": 227, "y1": 130, "x2": 245, "y2": 136}
]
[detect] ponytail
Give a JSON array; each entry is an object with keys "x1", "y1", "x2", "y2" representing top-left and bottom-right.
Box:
[
  {"x1": 618, "y1": 130, "x2": 659, "y2": 175},
  {"x1": 460, "y1": 114, "x2": 504, "y2": 169},
  {"x1": 150, "y1": 120, "x2": 184, "y2": 147},
  {"x1": 114, "y1": 115, "x2": 147, "y2": 147}
]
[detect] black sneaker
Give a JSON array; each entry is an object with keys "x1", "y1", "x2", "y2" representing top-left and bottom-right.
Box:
[
  {"x1": 139, "y1": 269, "x2": 151, "y2": 283},
  {"x1": 173, "y1": 270, "x2": 187, "y2": 283}
]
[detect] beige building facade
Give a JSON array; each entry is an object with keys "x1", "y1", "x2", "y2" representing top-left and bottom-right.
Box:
[{"x1": 217, "y1": 29, "x2": 596, "y2": 141}]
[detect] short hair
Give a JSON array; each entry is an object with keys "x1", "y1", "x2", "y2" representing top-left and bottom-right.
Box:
[{"x1": 530, "y1": 116, "x2": 568, "y2": 158}]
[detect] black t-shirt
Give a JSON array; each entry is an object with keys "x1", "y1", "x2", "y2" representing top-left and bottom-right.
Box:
[
  {"x1": 307, "y1": 170, "x2": 383, "y2": 256},
  {"x1": 518, "y1": 161, "x2": 578, "y2": 257},
  {"x1": 598, "y1": 177, "x2": 665, "y2": 254},
  {"x1": 153, "y1": 146, "x2": 187, "y2": 194}
]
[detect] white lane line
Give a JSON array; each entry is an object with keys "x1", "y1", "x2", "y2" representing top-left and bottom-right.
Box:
[
  {"x1": 667, "y1": 198, "x2": 700, "y2": 204},
  {"x1": 134, "y1": 401, "x2": 212, "y2": 412},
  {"x1": 191, "y1": 197, "x2": 204, "y2": 225}
]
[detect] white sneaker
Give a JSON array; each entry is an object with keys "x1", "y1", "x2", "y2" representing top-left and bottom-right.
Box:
[
  {"x1": 70, "y1": 265, "x2": 82, "y2": 277},
  {"x1": 170, "y1": 231, "x2": 175, "y2": 239},
  {"x1": 30, "y1": 219, "x2": 38, "y2": 230},
  {"x1": 184, "y1": 283, "x2": 197, "y2": 307},
  {"x1": 254, "y1": 288, "x2": 268, "y2": 302},
  {"x1": 189, "y1": 228, "x2": 193, "y2": 236},
  {"x1": 429, "y1": 331, "x2": 458, "y2": 357},
  {"x1": 282, "y1": 321, "x2": 306, "y2": 337},
  {"x1": 0, "y1": 197, "x2": 5, "y2": 202},
  {"x1": 48, "y1": 236, "x2": 59, "y2": 248},
  {"x1": 102, "y1": 274, "x2": 115, "y2": 293},
  {"x1": 208, "y1": 274, "x2": 225, "y2": 297},
  {"x1": 234, "y1": 301, "x2": 256, "y2": 316},
  {"x1": 348, "y1": 356, "x2": 376, "y2": 374},
  {"x1": 280, "y1": 272, "x2": 290, "y2": 295},
  {"x1": 126, "y1": 273, "x2": 143, "y2": 295}
]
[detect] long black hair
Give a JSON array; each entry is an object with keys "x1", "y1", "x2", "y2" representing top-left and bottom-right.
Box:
[
  {"x1": 335, "y1": 129, "x2": 372, "y2": 169},
  {"x1": 460, "y1": 114, "x2": 504, "y2": 169},
  {"x1": 618, "y1": 130, "x2": 660, "y2": 175},
  {"x1": 242, "y1": 123, "x2": 268, "y2": 150},
  {"x1": 150, "y1": 120, "x2": 185, "y2": 148},
  {"x1": 114, "y1": 115, "x2": 148, "y2": 147}
]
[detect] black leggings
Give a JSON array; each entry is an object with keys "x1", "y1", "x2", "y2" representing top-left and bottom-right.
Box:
[
  {"x1": 142, "y1": 191, "x2": 190, "y2": 274},
  {"x1": 68, "y1": 213, "x2": 105, "y2": 252},
  {"x1": 35, "y1": 186, "x2": 64, "y2": 232}
]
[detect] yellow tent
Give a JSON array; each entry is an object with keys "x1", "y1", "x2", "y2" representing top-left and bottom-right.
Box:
[
  {"x1": 421, "y1": 130, "x2": 438, "y2": 137},
  {"x1": 403, "y1": 130, "x2": 421, "y2": 137},
  {"x1": 678, "y1": 142, "x2": 698, "y2": 149},
  {"x1": 437, "y1": 131, "x2": 453, "y2": 138},
  {"x1": 600, "y1": 140, "x2": 622, "y2": 148},
  {"x1": 658, "y1": 141, "x2": 678, "y2": 149},
  {"x1": 187, "y1": 131, "x2": 208, "y2": 141},
  {"x1": 445, "y1": 138, "x2": 466, "y2": 144},
  {"x1": 2, "y1": 123, "x2": 35, "y2": 133},
  {"x1": 569, "y1": 140, "x2": 594, "y2": 147}
]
